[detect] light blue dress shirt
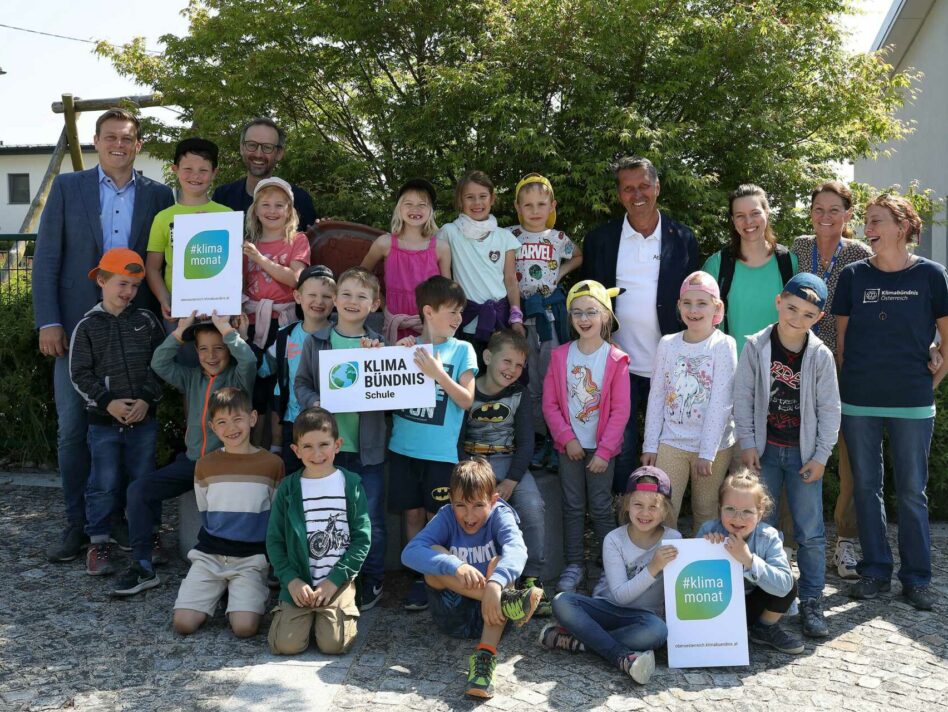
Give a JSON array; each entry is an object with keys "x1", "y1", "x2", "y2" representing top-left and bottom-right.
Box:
[{"x1": 98, "y1": 165, "x2": 137, "y2": 251}]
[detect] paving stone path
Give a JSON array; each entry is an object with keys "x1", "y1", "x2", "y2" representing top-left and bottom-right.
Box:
[{"x1": 1, "y1": 478, "x2": 946, "y2": 711}]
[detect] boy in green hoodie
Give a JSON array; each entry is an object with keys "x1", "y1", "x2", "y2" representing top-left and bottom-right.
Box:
[
  {"x1": 113, "y1": 311, "x2": 256, "y2": 596},
  {"x1": 266, "y1": 407, "x2": 371, "y2": 655}
]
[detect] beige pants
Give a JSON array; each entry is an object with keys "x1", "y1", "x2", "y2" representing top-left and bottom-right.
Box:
[
  {"x1": 268, "y1": 580, "x2": 359, "y2": 655},
  {"x1": 833, "y1": 432, "x2": 858, "y2": 539},
  {"x1": 659, "y1": 443, "x2": 733, "y2": 532}
]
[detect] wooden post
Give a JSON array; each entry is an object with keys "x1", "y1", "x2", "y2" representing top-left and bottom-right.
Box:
[
  {"x1": 19, "y1": 127, "x2": 68, "y2": 234},
  {"x1": 62, "y1": 94, "x2": 84, "y2": 172},
  {"x1": 51, "y1": 94, "x2": 161, "y2": 113}
]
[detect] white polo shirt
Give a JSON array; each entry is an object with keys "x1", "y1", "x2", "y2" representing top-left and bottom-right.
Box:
[{"x1": 614, "y1": 213, "x2": 663, "y2": 377}]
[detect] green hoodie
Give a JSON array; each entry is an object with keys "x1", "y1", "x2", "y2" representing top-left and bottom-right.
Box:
[
  {"x1": 151, "y1": 330, "x2": 257, "y2": 460},
  {"x1": 266, "y1": 467, "x2": 371, "y2": 604}
]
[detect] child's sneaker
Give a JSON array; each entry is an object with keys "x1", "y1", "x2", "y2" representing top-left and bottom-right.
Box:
[
  {"x1": 46, "y1": 525, "x2": 88, "y2": 563},
  {"x1": 151, "y1": 533, "x2": 169, "y2": 566},
  {"x1": 86, "y1": 542, "x2": 116, "y2": 576},
  {"x1": 800, "y1": 597, "x2": 828, "y2": 638},
  {"x1": 617, "y1": 650, "x2": 655, "y2": 684},
  {"x1": 359, "y1": 579, "x2": 384, "y2": 611},
  {"x1": 500, "y1": 586, "x2": 543, "y2": 626},
  {"x1": 556, "y1": 564, "x2": 584, "y2": 593},
  {"x1": 403, "y1": 578, "x2": 429, "y2": 611},
  {"x1": 834, "y1": 538, "x2": 860, "y2": 580},
  {"x1": 111, "y1": 562, "x2": 160, "y2": 596},
  {"x1": 464, "y1": 648, "x2": 496, "y2": 699},
  {"x1": 748, "y1": 622, "x2": 804, "y2": 654},
  {"x1": 521, "y1": 577, "x2": 552, "y2": 616},
  {"x1": 539, "y1": 623, "x2": 585, "y2": 653}
]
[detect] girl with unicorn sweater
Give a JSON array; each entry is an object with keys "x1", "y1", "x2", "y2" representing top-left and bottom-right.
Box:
[
  {"x1": 542, "y1": 280, "x2": 631, "y2": 594},
  {"x1": 641, "y1": 271, "x2": 737, "y2": 532}
]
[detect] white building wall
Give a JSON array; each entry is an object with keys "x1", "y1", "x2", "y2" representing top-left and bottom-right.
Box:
[
  {"x1": 0, "y1": 149, "x2": 167, "y2": 233},
  {"x1": 855, "y1": 0, "x2": 948, "y2": 266}
]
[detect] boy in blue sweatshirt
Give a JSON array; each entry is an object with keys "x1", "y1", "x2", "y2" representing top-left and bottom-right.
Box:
[{"x1": 401, "y1": 457, "x2": 543, "y2": 700}]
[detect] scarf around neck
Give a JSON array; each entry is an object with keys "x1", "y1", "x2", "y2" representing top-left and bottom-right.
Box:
[{"x1": 454, "y1": 213, "x2": 498, "y2": 241}]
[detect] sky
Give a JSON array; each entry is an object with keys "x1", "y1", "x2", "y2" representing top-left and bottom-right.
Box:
[{"x1": 0, "y1": 0, "x2": 894, "y2": 147}]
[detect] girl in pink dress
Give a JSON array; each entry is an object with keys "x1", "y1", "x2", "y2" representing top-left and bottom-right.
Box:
[{"x1": 361, "y1": 179, "x2": 451, "y2": 342}]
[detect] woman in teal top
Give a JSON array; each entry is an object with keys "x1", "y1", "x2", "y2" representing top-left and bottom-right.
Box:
[{"x1": 703, "y1": 184, "x2": 798, "y2": 354}]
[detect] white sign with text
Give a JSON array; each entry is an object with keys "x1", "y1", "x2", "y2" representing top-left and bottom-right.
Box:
[
  {"x1": 661, "y1": 537, "x2": 749, "y2": 668},
  {"x1": 171, "y1": 211, "x2": 244, "y2": 317},
  {"x1": 319, "y1": 345, "x2": 436, "y2": 413}
]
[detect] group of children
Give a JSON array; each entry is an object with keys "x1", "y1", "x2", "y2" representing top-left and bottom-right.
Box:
[{"x1": 63, "y1": 134, "x2": 846, "y2": 699}]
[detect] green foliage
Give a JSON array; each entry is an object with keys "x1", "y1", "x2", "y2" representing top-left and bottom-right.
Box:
[{"x1": 97, "y1": 0, "x2": 917, "y2": 255}]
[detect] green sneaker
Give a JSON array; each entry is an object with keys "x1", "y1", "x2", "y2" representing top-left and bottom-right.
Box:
[
  {"x1": 500, "y1": 586, "x2": 543, "y2": 626},
  {"x1": 465, "y1": 649, "x2": 496, "y2": 699},
  {"x1": 521, "y1": 577, "x2": 552, "y2": 617}
]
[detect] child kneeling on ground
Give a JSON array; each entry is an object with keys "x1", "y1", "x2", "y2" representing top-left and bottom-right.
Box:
[
  {"x1": 173, "y1": 388, "x2": 284, "y2": 637},
  {"x1": 266, "y1": 408, "x2": 370, "y2": 655},
  {"x1": 401, "y1": 458, "x2": 543, "y2": 699}
]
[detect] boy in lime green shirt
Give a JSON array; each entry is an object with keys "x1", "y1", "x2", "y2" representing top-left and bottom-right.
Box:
[{"x1": 146, "y1": 137, "x2": 232, "y2": 326}]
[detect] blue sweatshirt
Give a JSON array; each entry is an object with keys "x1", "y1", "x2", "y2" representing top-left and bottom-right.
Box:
[
  {"x1": 401, "y1": 500, "x2": 527, "y2": 588},
  {"x1": 696, "y1": 519, "x2": 794, "y2": 598}
]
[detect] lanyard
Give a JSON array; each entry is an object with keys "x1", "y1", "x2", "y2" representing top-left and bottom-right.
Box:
[{"x1": 810, "y1": 240, "x2": 842, "y2": 338}]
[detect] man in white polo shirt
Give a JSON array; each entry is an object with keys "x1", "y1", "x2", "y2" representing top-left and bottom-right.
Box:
[{"x1": 581, "y1": 156, "x2": 699, "y2": 492}]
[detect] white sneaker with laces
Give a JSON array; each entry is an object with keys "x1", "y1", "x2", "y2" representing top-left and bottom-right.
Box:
[{"x1": 834, "y1": 538, "x2": 860, "y2": 580}]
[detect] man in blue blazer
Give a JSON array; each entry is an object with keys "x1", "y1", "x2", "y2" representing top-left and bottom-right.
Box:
[
  {"x1": 581, "y1": 156, "x2": 699, "y2": 493},
  {"x1": 33, "y1": 108, "x2": 174, "y2": 562}
]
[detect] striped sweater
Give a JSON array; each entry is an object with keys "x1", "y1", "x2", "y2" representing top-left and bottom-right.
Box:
[{"x1": 193, "y1": 448, "x2": 285, "y2": 557}]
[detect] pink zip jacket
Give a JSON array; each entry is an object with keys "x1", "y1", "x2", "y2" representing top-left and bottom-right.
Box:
[{"x1": 542, "y1": 342, "x2": 631, "y2": 461}]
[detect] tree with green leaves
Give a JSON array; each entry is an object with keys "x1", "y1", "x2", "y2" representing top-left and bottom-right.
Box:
[{"x1": 99, "y1": 0, "x2": 916, "y2": 252}]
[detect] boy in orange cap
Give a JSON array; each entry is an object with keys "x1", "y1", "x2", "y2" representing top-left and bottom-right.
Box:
[{"x1": 69, "y1": 248, "x2": 165, "y2": 577}]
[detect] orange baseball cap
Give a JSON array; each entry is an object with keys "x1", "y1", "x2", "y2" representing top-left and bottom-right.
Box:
[{"x1": 88, "y1": 248, "x2": 146, "y2": 280}]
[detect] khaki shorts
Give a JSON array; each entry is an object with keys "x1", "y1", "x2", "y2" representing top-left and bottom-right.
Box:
[
  {"x1": 174, "y1": 549, "x2": 269, "y2": 616},
  {"x1": 268, "y1": 579, "x2": 360, "y2": 655}
]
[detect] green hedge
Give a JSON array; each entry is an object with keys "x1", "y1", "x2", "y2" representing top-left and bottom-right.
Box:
[{"x1": 2, "y1": 283, "x2": 946, "y2": 518}]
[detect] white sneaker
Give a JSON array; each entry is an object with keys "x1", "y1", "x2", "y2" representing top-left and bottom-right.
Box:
[
  {"x1": 619, "y1": 650, "x2": 655, "y2": 684},
  {"x1": 834, "y1": 538, "x2": 860, "y2": 580},
  {"x1": 556, "y1": 564, "x2": 585, "y2": 593}
]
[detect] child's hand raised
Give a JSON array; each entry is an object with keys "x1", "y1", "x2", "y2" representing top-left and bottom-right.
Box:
[
  {"x1": 723, "y1": 535, "x2": 753, "y2": 569},
  {"x1": 647, "y1": 545, "x2": 678, "y2": 576},
  {"x1": 455, "y1": 563, "x2": 486, "y2": 590},
  {"x1": 360, "y1": 336, "x2": 382, "y2": 349},
  {"x1": 703, "y1": 532, "x2": 726, "y2": 545},
  {"x1": 211, "y1": 310, "x2": 234, "y2": 336},
  {"x1": 242, "y1": 240, "x2": 263, "y2": 263},
  {"x1": 396, "y1": 335, "x2": 416, "y2": 347},
  {"x1": 231, "y1": 313, "x2": 250, "y2": 340},
  {"x1": 173, "y1": 311, "x2": 198, "y2": 342}
]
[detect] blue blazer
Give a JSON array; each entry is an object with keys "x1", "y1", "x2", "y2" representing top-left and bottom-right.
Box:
[
  {"x1": 32, "y1": 167, "x2": 174, "y2": 336},
  {"x1": 581, "y1": 212, "x2": 699, "y2": 335}
]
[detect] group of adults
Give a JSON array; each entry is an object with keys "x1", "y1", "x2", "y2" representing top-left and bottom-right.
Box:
[{"x1": 34, "y1": 109, "x2": 946, "y2": 604}]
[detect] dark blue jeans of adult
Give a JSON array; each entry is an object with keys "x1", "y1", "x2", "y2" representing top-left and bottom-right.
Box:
[
  {"x1": 54, "y1": 355, "x2": 91, "y2": 527},
  {"x1": 842, "y1": 414, "x2": 934, "y2": 587},
  {"x1": 614, "y1": 373, "x2": 651, "y2": 494},
  {"x1": 335, "y1": 451, "x2": 386, "y2": 584}
]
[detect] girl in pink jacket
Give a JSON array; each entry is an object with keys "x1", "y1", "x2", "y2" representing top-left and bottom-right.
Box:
[{"x1": 543, "y1": 280, "x2": 631, "y2": 594}]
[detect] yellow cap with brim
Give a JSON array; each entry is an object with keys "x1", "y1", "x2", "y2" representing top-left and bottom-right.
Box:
[
  {"x1": 514, "y1": 174, "x2": 557, "y2": 229},
  {"x1": 567, "y1": 279, "x2": 625, "y2": 332}
]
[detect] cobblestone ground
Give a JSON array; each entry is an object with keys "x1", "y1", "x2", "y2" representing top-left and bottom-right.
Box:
[{"x1": 1, "y1": 480, "x2": 947, "y2": 711}]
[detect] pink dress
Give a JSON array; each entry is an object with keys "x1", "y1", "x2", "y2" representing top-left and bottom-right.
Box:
[{"x1": 383, "y1": 234, "x2": 441, "y2": 342}]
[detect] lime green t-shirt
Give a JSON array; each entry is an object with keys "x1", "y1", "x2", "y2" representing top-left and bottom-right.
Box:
[
  {"x1": 147, "y1": 200, "x2": 232, "y2": 292},
  {"x1": 702, "y1": 249, "x2": 799, "y2": 355},
  {"x1": 328, "y1": 329, "x2": 362, "y2": 453}
]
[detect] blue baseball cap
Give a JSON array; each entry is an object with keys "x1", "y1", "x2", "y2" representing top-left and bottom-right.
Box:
[{"x1": 782, "y1": 273, "x2": 828, "y2": 310}]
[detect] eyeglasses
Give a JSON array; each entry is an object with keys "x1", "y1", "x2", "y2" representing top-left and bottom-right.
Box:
[
  {"x1": 721, "y1": 505, "x2": 758, "y2": 520},
  {"x1": 242, "y1": 140, "x2": 281, "y2": 154},
  {"x1": 570, "y1": 309, "x2": 601, "y2": 321}
]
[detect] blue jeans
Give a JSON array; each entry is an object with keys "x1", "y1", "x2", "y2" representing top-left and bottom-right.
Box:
[
  {"x1": 841, "y1": 414, "x2": 934, "y2": 587},
  {"x1": 552, "y1": 592, "x2": 667, "y2": 663},
  {"x1": 127, "y1": 454, "x2": 196, "y2": 563},
  {"x1": 484, "y1": 453, "x2": 546, "y2": 579},
  {"x1": 759, "y1": 444, "x2": 825, "y2": 600},
  {"x1": 54, "y1": 355, "x2": 91, "y2": 527},
  {"x1": 427, "y1": 586, "x2": 484, "y2": 639},
  {"x1": 615, "y1": 373, "x2": 650, "y2": 494},
  {"x1": 85, "y1": 419, "x2": 158, "y2": 540},
  {"x1": 335, "y1": 451, "x2": 386, "y2": 582}
]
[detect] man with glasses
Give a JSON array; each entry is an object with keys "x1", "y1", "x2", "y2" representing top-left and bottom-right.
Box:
[
  {"x1": 213, "y1": 117, "x2": 317, "y2": 231},
  {"x1": 33, "y1": 108, "x2": 174, "y2": 563},
  {"x1": 581, "y1": 156, "x2": 699, "y2": 494}
]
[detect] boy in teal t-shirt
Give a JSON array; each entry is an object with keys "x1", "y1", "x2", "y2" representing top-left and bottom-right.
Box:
[{"x1": 145, "y1": 137, "x2": 232, "y2": 326}]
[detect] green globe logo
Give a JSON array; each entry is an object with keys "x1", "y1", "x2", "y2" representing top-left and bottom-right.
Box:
[{"x1": 329, "y1": 361, "x2": 359, "y2": 390}]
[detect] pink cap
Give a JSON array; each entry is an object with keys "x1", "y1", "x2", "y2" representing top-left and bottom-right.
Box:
[{"x1": 679, "y1": 271, "x2": 724, "y2": 326}]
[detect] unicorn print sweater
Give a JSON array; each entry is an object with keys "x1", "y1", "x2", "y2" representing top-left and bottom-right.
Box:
[
  {"x1": 542, "y1": 341, "x2": 631, "y2": 461},
  {"x1": 642, "y1": 330, "x2": 737, "y2": 461}
]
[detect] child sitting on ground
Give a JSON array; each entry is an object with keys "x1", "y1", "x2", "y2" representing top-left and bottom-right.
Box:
[
  {"x1": 172, "y1": 388, "x2": 284, "y2": 638},
  {"x1": 266, "y1": 408, "x2": 370, "y2": 655},
  {"x1": 401, "y1": 458, "x2": 543, "y2": 699}
]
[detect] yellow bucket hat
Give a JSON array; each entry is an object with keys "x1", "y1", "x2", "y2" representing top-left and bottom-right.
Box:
[
  {"x1": 566, "y1": 280, "x2": 624, "y2": 332},
  {"x1": 514, "y1": 173, "x2": 557, "y2": 229}
]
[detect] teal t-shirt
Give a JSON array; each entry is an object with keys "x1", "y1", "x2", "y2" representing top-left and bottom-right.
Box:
[
  {"x1": 329, "y1": 329, "x2": 362, "y2": 453},
  {"x1": 703, "y1": 249, "x2": 799, "y2": 355},
  {"x1": 389, "y1": 338, "x2": 478, "y2": 463}
]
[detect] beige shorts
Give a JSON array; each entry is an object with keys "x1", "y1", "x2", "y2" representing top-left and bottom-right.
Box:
[
  {"x1": 174, "y1": 549, "x2": 269, "y2": 616},
  {"x1": 268, "y1": 579, "x2": 360, "y2": 655}
]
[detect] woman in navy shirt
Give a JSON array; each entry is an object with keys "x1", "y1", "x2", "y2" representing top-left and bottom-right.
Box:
[{"x1": 834, "y1": 194, "x2": 948, "y2": 611}]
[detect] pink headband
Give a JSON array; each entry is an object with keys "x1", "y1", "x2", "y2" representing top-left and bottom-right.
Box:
[{"x1": 679, "y1": 271, "x2": 724, "y2": 326}]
